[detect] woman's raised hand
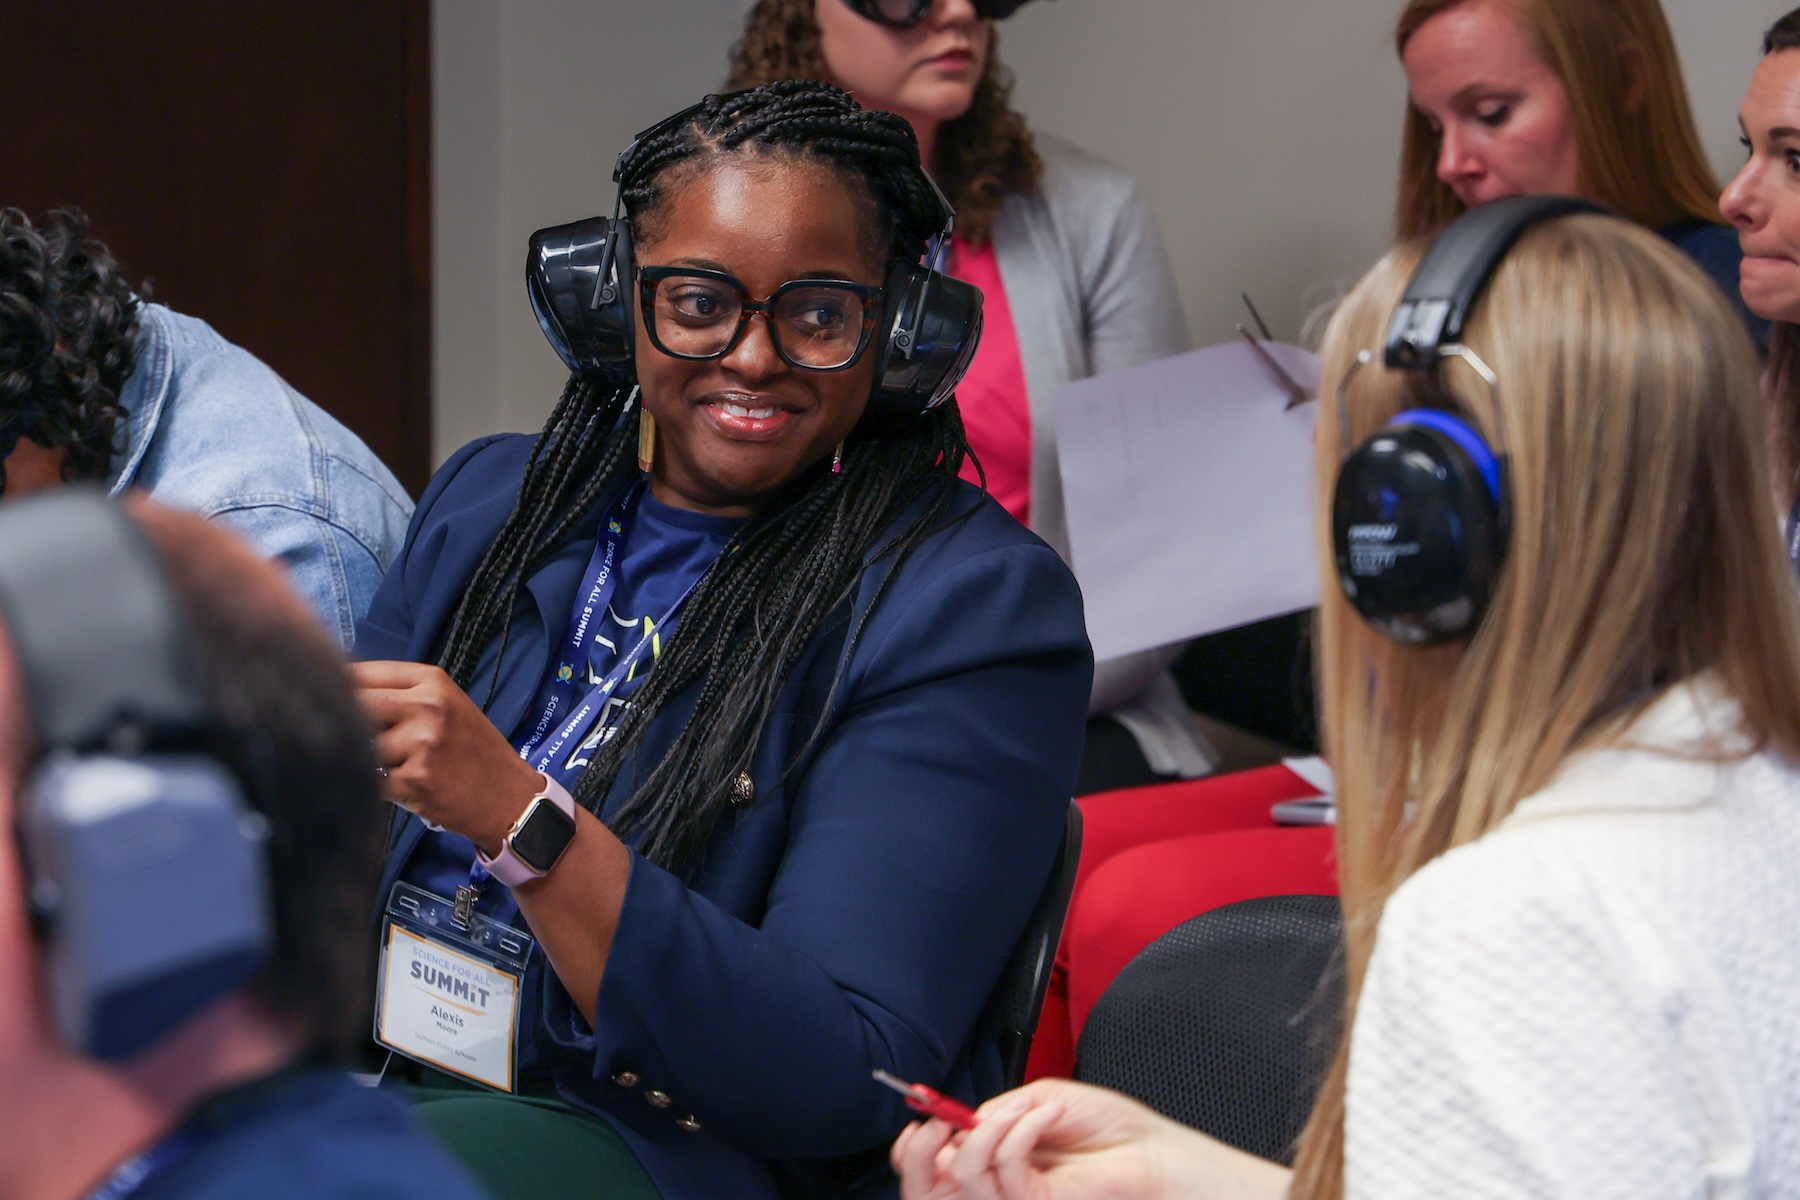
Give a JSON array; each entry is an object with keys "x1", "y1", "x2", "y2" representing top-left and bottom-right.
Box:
[
  {"x1": 891, "y1": 1078, "x2": 1290, "y2": 1200},
  {"x1": 351, "y1": 660, "x2": 544, "y2": 854}
]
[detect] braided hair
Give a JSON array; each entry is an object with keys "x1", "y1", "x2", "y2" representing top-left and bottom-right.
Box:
[{"x1": 436, "y1": 81, "x2": 979, "y2": 876}]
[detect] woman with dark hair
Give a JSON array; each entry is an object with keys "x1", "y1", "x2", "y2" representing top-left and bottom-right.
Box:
[
  {"x1": 0, "y1": 208, "x2": 411, "y2": 648},
  {"x1": 1724, "y1": 7, "x2": 1800, "y2": 569},
  {"x1": 352, "y1": 82, "x2": 1091, "y2": 1200},
  {"x1": 731, "y1": 0, "x2": 1212, "y2": 793}
]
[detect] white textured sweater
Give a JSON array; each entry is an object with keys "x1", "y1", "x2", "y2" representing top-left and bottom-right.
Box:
[{"x1": 1345, "y1": 681, "x2": 1800, "y2": 1198}]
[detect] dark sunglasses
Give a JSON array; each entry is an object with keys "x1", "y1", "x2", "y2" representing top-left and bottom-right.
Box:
[{"x1": 840, "y1": 0, "x2": 1038, "y2": 28}]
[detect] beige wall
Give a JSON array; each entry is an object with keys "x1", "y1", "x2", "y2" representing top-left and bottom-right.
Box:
[
  {"x1": 432, "y1": 0, "x2": 746, "y2": 460},
  {"x1": 433, "y1": 0, "x2": 1788, "y2": 465}
]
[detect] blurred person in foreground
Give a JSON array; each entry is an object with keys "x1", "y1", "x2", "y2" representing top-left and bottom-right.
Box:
[
  {"x1": 0, "y1": 494, "x2": 484, "y2": 1200},
  {"x1": 896, "y1": 210, "x2": 1800, "y2": 1197},
  {"x1": 0, "y1": 208, "x2": 412, "y2": 649}
]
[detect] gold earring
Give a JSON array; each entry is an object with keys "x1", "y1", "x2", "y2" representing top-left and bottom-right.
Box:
[
  {"x1": 831, "y1": 440, "x2": 845, "y2": 476},
  {"x1": 637, "y1": 405, "x2": 657, "y2": 474}
]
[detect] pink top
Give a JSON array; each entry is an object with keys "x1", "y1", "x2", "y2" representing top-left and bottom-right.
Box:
[{"x1": 947, "y1": 237, "x2": 1032, "y2": 526}]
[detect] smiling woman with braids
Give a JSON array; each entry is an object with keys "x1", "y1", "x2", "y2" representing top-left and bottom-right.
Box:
[{"x1": 351, "y1": 82, "x2": 1091, "y2": 1200}]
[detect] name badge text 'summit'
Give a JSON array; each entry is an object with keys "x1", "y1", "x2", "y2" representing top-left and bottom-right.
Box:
[{"x1": 377, "y1": 923, "x2": 521, "y2": 1091}]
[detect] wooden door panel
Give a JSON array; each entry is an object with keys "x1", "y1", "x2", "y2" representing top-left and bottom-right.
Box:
[{"x1": 1, "y1": 0, "x2": 430, "y2": 494}]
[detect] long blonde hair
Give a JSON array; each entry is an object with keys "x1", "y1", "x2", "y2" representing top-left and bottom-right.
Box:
[
  {"x1": 1287, "y1": 215, "x2": 1800, "y2": 1195},
  {"x1": 1394, "y1": 0, "x2": 1722, "y2": 237}
]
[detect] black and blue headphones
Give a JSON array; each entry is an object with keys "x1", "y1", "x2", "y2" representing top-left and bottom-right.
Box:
[
  {"x1": 525, "y1": 97, "x2": 984, "y2": 420},
  {"x1": 1331, "y1": 195, "x2": 1608, "y2": 645},
  {"x1": 0, "y1": 489, "x2": 272, "y2": 1060}
]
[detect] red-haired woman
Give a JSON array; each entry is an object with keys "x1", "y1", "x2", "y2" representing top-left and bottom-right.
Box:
[{"x1": 732, "y1": 0, "x2": 1212, "y2": 793}]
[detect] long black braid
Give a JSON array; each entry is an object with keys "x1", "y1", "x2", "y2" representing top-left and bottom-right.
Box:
[{"x1": 436, "y1": 82, "x2": 980, "y2": 876}]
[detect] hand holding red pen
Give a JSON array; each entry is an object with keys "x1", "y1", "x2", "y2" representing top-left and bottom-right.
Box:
[{"x1": 889, "y1": 1077, "x2": 1293, "y2": 1200}]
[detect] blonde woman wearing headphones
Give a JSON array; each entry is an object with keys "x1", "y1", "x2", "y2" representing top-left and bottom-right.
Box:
[{"x1": 895, "y1": 208, "x2": 1800, "y2": 1198}]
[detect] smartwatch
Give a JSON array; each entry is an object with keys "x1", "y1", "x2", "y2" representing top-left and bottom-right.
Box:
[{"x1": 477, "y1": 773, "x2": 578, "y2": 886}]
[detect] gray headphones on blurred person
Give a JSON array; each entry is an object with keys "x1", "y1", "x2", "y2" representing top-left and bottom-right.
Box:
[{"x1": 0, "y1": 488, "x2": 272, "y2": 1060}]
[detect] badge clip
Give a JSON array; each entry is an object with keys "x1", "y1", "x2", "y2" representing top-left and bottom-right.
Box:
[{"x1": 377, "y1": 882, "x2": 533, "y2": 1093}]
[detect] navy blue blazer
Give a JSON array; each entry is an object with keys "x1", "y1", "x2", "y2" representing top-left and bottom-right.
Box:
[{"x1": 357, "y1": 434, "x2": 1093, "y2": 1199}]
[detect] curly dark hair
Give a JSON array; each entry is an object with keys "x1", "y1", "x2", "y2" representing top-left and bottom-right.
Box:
[
  {"x1": 0, "y1": 209, "x2": 142, "y2": 494},
  {"x1": 437, "y1": 82, "x2": 977, "y2": 875},
  {"x1": 727, "y1": 0, "x2": 1041, "y2": 246}
]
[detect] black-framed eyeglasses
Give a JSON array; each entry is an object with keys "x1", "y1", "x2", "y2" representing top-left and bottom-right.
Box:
[
  {"x1": 840, "y1": 0, "x2": 1036, "y2": 29},
  {"x1": 638, "y1": 266, "x2": 884, "y2": 372}
]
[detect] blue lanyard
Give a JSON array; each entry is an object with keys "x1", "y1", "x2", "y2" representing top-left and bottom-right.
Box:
[
  {"x1": 85, "y1": 1131, "x2": 202, "y2": 1200},
  {"x1": 460, "y1": 481, "x2": 708, "y2": 904},
  {"x1": 514, "y1": 482, "x2": 708, "y2": 777},
  {"x1": 513, "y1": 482, "x2": 641, "y2": 768}
]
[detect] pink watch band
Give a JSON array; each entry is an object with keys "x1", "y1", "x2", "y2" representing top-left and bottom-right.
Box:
[{"x1": 477, "y1": 773, "x2": 577, "y2": 887}]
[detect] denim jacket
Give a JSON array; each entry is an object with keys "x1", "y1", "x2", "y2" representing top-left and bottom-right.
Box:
[{"x1": 108, "y1": 304, "x2": 413, "y2": 649}]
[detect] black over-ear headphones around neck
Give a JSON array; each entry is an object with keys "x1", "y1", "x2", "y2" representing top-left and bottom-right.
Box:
[
  {"x1": 0, "y1": 488, "x2": 272, "y2": 1060},
  {"x1": 526, "y1": 96, "x2": 983, "y2": 420},
  {"x1": 1331, "y1": 195, "x2": 1608, "y2": 645}
]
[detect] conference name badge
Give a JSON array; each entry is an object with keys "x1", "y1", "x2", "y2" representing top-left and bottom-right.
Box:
[{"x1": 376, "y1": 882, "x2": 532, "y2": 1092}]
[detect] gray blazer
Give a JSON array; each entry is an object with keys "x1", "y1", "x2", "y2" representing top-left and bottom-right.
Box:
[{"x1": 989, "y1": 135, "x2": 1215, "y2": 776}]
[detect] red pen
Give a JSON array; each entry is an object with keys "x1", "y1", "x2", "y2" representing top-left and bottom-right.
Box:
[{"x1": 873, "y1": 1069, "x2": 979, "y2": 1130}]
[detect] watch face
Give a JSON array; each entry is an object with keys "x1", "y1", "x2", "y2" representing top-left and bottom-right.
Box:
[{"x1": 512, "y1": 798, "x2": 578, "y2": 874}]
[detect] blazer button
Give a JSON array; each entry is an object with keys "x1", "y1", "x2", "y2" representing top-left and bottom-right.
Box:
[
  {"x1": 676, "y1": 1114, "x2": 703, "y2": 1132},
  {"x1": 645, "y1": 1089, "x2": 673, "y2": 1108},
  {"x1": 731, "y1": 771, "x2": 755, "y2": 805},
  {"x1": 610, "y1": 1070, "x2": 639, "y2": 1088}
]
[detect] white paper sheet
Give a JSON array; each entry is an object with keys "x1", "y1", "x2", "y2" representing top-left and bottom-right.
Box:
[
  {"x1": 1055, "y1": 340, "x2": 1323, "y2": 662},
  {"x1": 1281, "y1": 755, "x2": 1335, "y2": 796}
]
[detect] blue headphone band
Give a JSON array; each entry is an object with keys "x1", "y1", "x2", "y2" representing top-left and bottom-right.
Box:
[
  {"x1": 1332, "y1": 196, "x2": 1614, "y2": 645},
  {"x1": 1387, "y1": 409, "x2": 1503, "y2": 503}
]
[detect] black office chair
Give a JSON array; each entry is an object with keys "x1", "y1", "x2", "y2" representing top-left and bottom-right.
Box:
[
  {"x1": 789, "y1": 802, "x2": 1084, "y2": 1197},
  {"x1": 980, "y1": 800, "x2": 1084, "y2": 1088},
  {"x1": 1074, "y1": 893, "x2": 1342, "y2": 1164}
]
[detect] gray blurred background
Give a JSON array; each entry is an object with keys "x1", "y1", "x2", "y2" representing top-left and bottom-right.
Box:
[{"x1": 432, "y1": 0, "x2": 1784, "y2": 463}]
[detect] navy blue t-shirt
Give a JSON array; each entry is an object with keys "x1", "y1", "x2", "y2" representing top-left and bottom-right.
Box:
[
  {"x1": 399, "y1": 485, "x2": 741, "y2": 1087},
  {"x1": 133, "y1": 1070, "x2": 487, "y2": 1199},
  {"x1": 526, "y1": 487, "x2": 744, "y2": 789}
]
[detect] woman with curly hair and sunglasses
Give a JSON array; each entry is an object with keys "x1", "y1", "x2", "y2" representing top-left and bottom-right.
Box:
[{"x1": 731, "y1": 0, "x2": 1212, "y2": 795}]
